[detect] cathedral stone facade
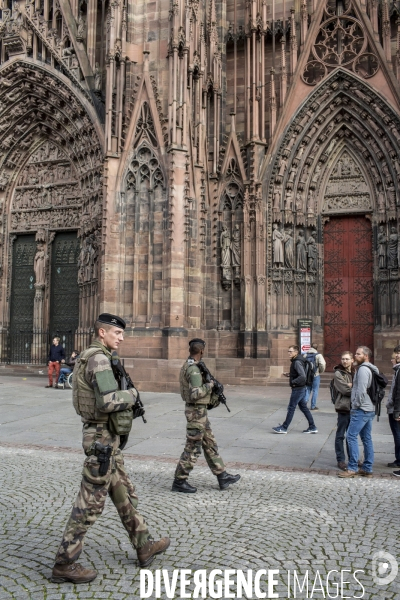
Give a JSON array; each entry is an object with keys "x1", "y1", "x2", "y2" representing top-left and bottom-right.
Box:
[{"x1": 1, "y1": 0, "x2": 400, "y2": 389}]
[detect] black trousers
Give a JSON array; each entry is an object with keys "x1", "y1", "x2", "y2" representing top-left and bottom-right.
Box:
[{"x1": 335, "y1": 412, "x2": 351, "y2": 463}]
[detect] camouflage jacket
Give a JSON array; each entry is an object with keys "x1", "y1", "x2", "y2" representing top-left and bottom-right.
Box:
[
  {"x1": 180, "y1": 357, "x2": 213, "y2": 405},
  {"x1": 73, "y1": 341, "x2": 137, "y2": 423}
]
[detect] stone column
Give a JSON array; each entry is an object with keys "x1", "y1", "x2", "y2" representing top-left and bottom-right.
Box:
[{"x1": 32, "y1": 283, "x2": 46, "y2": 362}]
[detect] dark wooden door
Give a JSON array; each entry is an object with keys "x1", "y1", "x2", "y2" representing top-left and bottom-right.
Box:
[
  {"x1": 50, "y1": 232, "x2": 80, "y2": 345},
  {"x1": 10, "y1": 235, "x2": 36, "y2": 362},
  {"x1": 324, "y1": 216, "x2": 374, "y2": 370}
]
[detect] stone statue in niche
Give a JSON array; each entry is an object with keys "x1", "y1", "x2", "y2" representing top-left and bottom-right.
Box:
[
  {"x1": 378, "y1": 225, "x2": 387, "y2": 270},
  {"x1": 284, "y1": 189, "x2": 293, "y2": 211},
  {"x1": 273, "y1": 186, "x2": 281, "y2": 211},
  {"x1": 296, "y1": 230, "x2": 307, "y2": 271},
  {"x1": 308, "y1": 190, "x2": 316, "y2": 214},
  {"x1": 387, "y1": 226, "x2": 398, "y2": 270},
  {"x1": 94, "y1": 62, "x2": 102, "y2": 91},
  {"x1": 221, "y1": 225, "x2": 232, "y2": 290},
  {"x1": 272, "y1": 223, "x2": 284, "y2": 268},
  {"x1": 34, "y1": 244, "x2": 47, "y2": 285},
  {"x1": 231, "y1": 224, "x2": 241, "y2": 286},
  {"x1": 306, "y1": 232, "x2": 318, "y2": 273},
  {"x1": 278, "y1": 157, "x2": 287, "y2": 178},
  {"x1": 221, "y1": 225, "x2": 231, "y2": 267},
  {"x1": 377, "y1": 190, "x2": 386, "y2": 213},
  {"x1": 284, "y1": 228, "x2": 294, "y2": 269},
  {"x1": 76, "y1": 13, "x2": 86, "y2": 41},
  {"x1": 295, "y1": 192, "x2": 304, "y2": 213}
]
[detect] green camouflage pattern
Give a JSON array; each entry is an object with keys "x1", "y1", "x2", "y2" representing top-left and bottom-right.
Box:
[
  {"x1": 73, "y1": 342, "x2": 137, "y2": 424},
  {"x1": 179, "y1": 358, "x2": 213, "y2": 405},
  {"x1": 174, "y1": 403, "x2": 225, "y2": 480},
  {"x1": 55, "y1": 423, "x2": 150, "y2": 564}
]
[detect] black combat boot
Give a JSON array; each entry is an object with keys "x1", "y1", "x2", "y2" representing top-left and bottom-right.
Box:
[
  {"x1": 171, "y1": 478, "x2": 197, "y2": 493},
  {"x1": 217, "y1": 471, "x2": 241, "y2": 490}
]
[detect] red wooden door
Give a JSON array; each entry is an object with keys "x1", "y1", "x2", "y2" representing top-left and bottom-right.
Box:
[{"x1": 324, "y1": 216, "x2": 374, "y2": 371}]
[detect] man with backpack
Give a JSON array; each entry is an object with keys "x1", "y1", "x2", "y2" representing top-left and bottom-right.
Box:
[
  {"x1": 338, "y1": 346, "x2": 380, "y2": 478},
  {"x1": 303, "y1": 344, "x2": 326, "y2": 411},
  {"x1": 272, "y1": 345, "x2": 318, "y2": 434}
]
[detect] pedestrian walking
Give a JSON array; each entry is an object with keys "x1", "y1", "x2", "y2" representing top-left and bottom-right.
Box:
[
  {"x1": 46, "y1": 337, "x2": 65, "y2": 388},
  {"x1": 303, "y1": 343, "x2": 326, "y2": 410},
  {"x1": 272, "y1": 345, "x2": 318, "y2": 434},
  {"x1": 51, "y1": 314, "x2": 170, "y2": 584},
  {"x1": 171, "y1": 338, "x2": 240, "y2": 493},
  {"x1": 332, "y1": 351, "x2": 355, "y2": 471},
  {"x1": 386, "y1": 345, "x2": 400, "y2": 473},
  {"x1": 338, "y1": 346, "x2": 378, "y2": 478}
]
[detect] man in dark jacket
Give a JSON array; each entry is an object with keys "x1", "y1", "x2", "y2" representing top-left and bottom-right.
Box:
[
  {"x1": 46, "y1": 336, "x2": 66, "y2": 388},
  {"x1": 272, "y1": 345, "x2": 318, "y2": 434},
  {"x1": 57, "y1": 350, "x2": 79, "y2": 389},
  {"x1": 388, "y1": 345, "x2": 400, "y2": 476},
  {"x1": 333, "y1": 351, "x2": 355, "y2": 471}
]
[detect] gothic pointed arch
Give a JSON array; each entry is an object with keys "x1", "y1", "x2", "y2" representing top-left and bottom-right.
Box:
[
  {"x1": 0, "y1": 59, "x2": 104, "y2": 329},
  {"x1": 265, "y1": 68, "x2": 400, "y2": 334}
]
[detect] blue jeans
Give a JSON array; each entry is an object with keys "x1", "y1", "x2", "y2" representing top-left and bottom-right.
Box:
[
  {"x1": 58, "y1": 367, "x2": 72, "y2": 384},
  {"x1": 388, "y1": 413, "x2": 400, "y2": 465},
  {"x1": 282, "y1": 387, "x2": 315, "y2": 430},
  {"x1": 347, "y1": 409, "x2": 375, "y2": 473},
  {"x1": 306, "y1": 375, "x2": 321, "y2": 409}
]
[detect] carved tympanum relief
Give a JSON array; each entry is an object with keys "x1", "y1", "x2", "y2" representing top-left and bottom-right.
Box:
[
  {"x1": 323, "y1": 151, "x2": 372, "y2": 213},
  {"x1": 11, "y1": 142, "x2": 80, "y2": 231}
]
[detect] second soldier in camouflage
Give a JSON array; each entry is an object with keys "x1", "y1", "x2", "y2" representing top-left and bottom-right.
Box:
[{"x1": 172, "y1": 338, "x2": 241, "y2": 493}]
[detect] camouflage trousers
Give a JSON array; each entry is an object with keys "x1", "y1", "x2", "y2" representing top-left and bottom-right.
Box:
[
  {"x1": 55, "y1": 423, "x2": 150, "y2": 564},
  {"x1": 174, "y1": 404, "x2": 225, "y2": 480}
]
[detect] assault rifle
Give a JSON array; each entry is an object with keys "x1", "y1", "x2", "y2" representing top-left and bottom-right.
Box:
[
  {"x1": 197, "y1": 360, "x2": 231, "y2": 412},
  {"x1": 111, "y1": 351, "x2": 147, "y2": 423}
]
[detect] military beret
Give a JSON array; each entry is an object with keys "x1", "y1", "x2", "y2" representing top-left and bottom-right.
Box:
[
  {"x1": 189, "y1": 338, "x2": 206, "y2": 346},
  {"x1": 97, "y1": 313, "x2": 126, "y2": 330}
]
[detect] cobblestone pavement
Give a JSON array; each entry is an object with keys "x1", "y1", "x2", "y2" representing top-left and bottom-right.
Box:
[
  {"x1": 1, "y1": 445, "x2": 400, "y2": 600},
  {"x1": 1, "y1": 376, "x2": 400, "y2": 599}
]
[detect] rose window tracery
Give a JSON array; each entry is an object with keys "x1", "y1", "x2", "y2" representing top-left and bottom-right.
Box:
[{"x1": 302, "y1": 2, "x2": 379, "y2": 85}]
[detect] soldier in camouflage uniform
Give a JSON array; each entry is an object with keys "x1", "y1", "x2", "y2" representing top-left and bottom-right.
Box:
[
  {"x1": 171, "y1": 338, "x2": 241, "y2": 493},
  {"x1": 51, "y1": 313, "x2": 170, "y2": 584}
]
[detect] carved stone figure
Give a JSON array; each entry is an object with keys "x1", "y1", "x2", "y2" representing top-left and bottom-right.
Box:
[
  {"x1": 34, "y1": 244, "x2": 47, "y2": 285},
  {"x1": 378, "y1": 225, "x2": 387, "y2": 270},
  {"x1": 94, "y1": 62, "x2": 102, "y2": 91},
  {"x1": 284, "y1": 228, "x2": 294, "y2": 269},
  {"x1": 306, "y1": 233, "x2": 318, "y2": 273},
  {"x1": 221, "y1": 225, "x2": 231, "y2": 267},
  {"x1": 231, "y1": 224, "x2": 241, "y2": 268},
  {"x1": 377, "y1": 190, "x2": 386, "y2": 212},
  {"x1": 388, "y1": 226, "x2": 398, "y2": 270},
  {"x1": 296, "y1": 230, "x2": 307, "y2": 270},
  {"x1": 273, "y1": 187, "x2": 281, "y2": 211},
  {"x1": 308, "y1": 190, "x2": 316, "y2": 214},
  {"x1": 272, "y1": 223, "x2": 284, "y2": 268},
  {"x1": 295, "y1": 192, "x2": 304, "y2": 213},
  {"x1": 278, "y1": 157, "x2": 287, "y2": 178},
  {"x1": 285, "y1": 189, "x2": 293, "y2": 211},
  {"x1": 77, "y1": 14, "x2": 86, "y2": 40}
]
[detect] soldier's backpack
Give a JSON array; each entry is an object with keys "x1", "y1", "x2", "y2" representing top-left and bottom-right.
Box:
[{"x1": 360, "y1": 364, "x2": 388, "y2": 422}]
